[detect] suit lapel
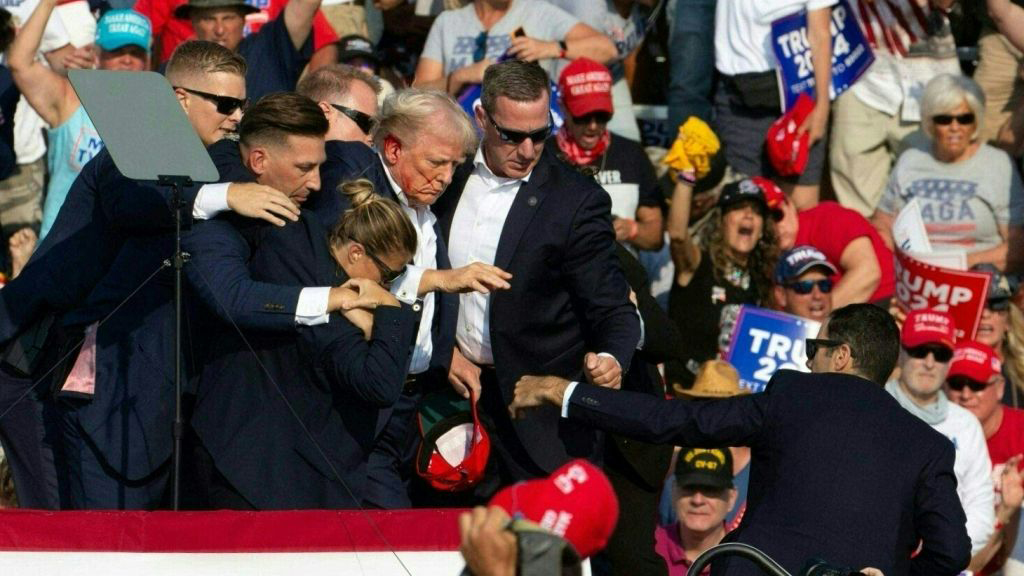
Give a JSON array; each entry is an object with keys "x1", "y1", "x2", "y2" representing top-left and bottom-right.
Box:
[
  {"x1": 436, "y1": 161, "x2": 474, "y2": 244},
  {"x1": 375, "y1": 158, "x2": 400, "y2": 203},
  {"x1": 493, "y1": 155, "x2": 551, "y2": 272}
]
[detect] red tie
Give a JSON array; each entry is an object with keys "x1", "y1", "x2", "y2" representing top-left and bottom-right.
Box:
[{"x1": 61, "y1": 323, "x2": 98, "y2": 397}]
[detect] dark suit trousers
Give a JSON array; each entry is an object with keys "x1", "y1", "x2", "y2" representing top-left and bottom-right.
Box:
[
  {"x1": 0, "y1": 367, "x2": 59, "y2": 509},
  {"x1": 57, "y1": 399, "x2": 170, "y2": 510},
  {"x1": 363, "y1": 386, "x2": 422, "y2": 509},
  {"x1": 476, "y1": 367, "x2": 549, "y2": 488}
]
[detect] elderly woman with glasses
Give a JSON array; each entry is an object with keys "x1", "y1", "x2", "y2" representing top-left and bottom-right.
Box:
[{"x1": 872, "y1": 74, "x2": 1024, "y2": 271}]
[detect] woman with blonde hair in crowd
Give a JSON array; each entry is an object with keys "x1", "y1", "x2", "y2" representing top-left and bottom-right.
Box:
[
  {"x1": 663, "y1": 119, "x2": 781, "y2": 393},
  {"x1": 872, "y1": 74, "x2": 1024, "y2": 271},
  {"x1": 192, "y1": 179, "x2": 420, "y2": 510},
  {"x1": 970, "y1": 265, "x2": 1024, "y2": 409}
]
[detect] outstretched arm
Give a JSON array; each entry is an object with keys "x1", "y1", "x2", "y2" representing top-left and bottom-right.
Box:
[{"x1": 8, "y1": 0, "x2": 77, "y2": 127}]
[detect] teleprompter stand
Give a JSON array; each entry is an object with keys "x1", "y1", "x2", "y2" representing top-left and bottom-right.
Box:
[{"x1": 68, "y1": 70, "x2": 219, "y2": 510}]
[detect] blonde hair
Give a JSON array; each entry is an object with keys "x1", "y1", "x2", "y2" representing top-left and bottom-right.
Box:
[
  {"x1": 329, "y1": 179, "x2": 417, "y2": 260},
  {"x1": 166, "y1": 40, "x2": 247, "y2": 85},
  {"x1": 1005, "y1": 305, "x2": 1024, "y2": 402},
  {"x1": 374, "y1": 89, "x2": 478, "y2": 156}
]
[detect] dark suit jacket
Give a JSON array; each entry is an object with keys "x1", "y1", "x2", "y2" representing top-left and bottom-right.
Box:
[
  {"x1": 182, "y1": 140, "x2": 303, "y2": 332},
  {"x1": 433, "y1": 150, "x2": 641, "y2": 473},
  {"x1": 310, "y1": 140, "x2": 457, "y2": 378},
  {"x1": 568, "y1": 370, "x2": 972, "y2": 576},
  {"x1": 192, "y1": 211, "x2": 417, "y2": 509},
  {"x1": 0, "y1": 149, "x2": 203, "y2": 345}
]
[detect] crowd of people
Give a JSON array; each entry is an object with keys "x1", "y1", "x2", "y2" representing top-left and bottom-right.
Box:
[{"x1": 0, "y1": 0, "x2": 1022, "y2": 574}]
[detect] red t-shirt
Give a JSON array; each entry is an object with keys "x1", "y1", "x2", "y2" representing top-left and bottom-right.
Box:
[
  {"x1": 988, "y1": 406, "x2": 1024, "y2": 467},
  {"x1": 136, "y1": 0, "x2": 339, "y2": 64},
  {"x1": 796, "y1": 201, "x2": 895, "y2": 302}
]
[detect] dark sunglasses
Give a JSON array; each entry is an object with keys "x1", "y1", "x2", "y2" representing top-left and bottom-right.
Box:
[
  {"x1": 786, "y1": 278, "x2": 833, "y2": 295},
  {"x1": 805, "y1": 338, "x2": 843, "y2": 360},
  {"x1": 486, "y1": 111, "x2": 551, "y2": 145},
  {"x1": 932, "y1": 113, "x2": 976, "y2": 126},
  {"x1": 903, "y1": 345, "x2": 953, "y2": 363},
  {"x1": 571, "y1": 111, "x2": 612, "y2": 125},
  {"x1": 330, "y1": 103, "x2": 378, "y2": 136},
  {"x1": 946, "y1": 375, "x2": 992, "y2": 393},
  {"x1": 473, "y1": 31, "x2": 489, "y2": 63},
  {"x1": 365, "y1": 247, "x2": 406, "y2": 286},
  {"x1": 175, "y1": 86, "x2": 247, "y2": 115}
]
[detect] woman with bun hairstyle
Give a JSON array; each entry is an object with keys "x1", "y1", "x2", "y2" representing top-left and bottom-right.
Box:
[{"x1": 191, "y1": 179, "x2": 420, "y2": 510}]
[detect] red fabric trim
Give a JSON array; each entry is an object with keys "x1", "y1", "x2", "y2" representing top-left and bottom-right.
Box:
[
  {"x1": 856, "y1": 0, "x2": 878, "y2": 49},
  {"x1": 0, "y1": 509, "x2": 465, "y2": 552},
  {"x1": 883, "y1": 0, "x2": 917, "y2": 44}
]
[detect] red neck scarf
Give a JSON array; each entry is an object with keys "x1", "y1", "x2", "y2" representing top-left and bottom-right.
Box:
[{"x1": 555, "y1": 124, "x2": 610, "y2": 166}]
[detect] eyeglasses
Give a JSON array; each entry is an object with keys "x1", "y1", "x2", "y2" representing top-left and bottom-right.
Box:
[
  {"x1": 805, "y1": 338, "x2": 843, "y2": 360},
  {"x1": 352, "y1": 238, "x2": 406, "y2": 286},
  {"x1": 946, "y1": 375, "x2": 993, "y2": 393},
  {"x1": 175, "y1": 86, "x2": 247, "y2": 116},
  {"x1": 786, "y1": 278, "x2": 833, "y2": 295},
  {"x1": 486, "y1": 111, "x2": 551, "y2": 145},
  {"x1": 933, "y1": 113, "x2": 976, "y2": 126},
  {"x1": 571, "y1": 111, "x2": 612, "y2": 126},
  {"x1": 903, "y1": 345, "x2": 954, "y2": 363},
  {"x1": 330, "y1": 103, "x2": 378, "y2": 136},
  {"x1": 473, "y1": 31, "x2": 488, "y2": 63}
]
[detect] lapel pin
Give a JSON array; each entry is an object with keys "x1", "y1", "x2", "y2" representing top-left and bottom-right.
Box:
[{"x1": 527, "y1": 196, "x2": 538, "y2": 207}]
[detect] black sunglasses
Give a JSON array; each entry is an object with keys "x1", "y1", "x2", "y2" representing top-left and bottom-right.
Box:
[
  {"x1": 486, "y1": 111, "x2": 551, "y2": 145},
  {"x1": 946, "y1": 375, "x2": 993, "y2": 393},
  {"x1": 175, "y1": 86, "x2": 247, "y2": 115},
  {"x1": 362, "y1": 245, "x2": 406, "y2": 286},
  {"x1": 805, "y1": 338, "x2": 843, "y2": 360},
  {"x1": 571, "y1": 111, "x2": 612, "y2": 125},
  {"x1": 933, "y1": 113, "x2": 975, "y2": 126},
  {"x1": 331, "y1": 103, "x2": 378, "y2": 136},
  {"x1": 473, "y1": 31, "x2": 489, "y2": 63},
  {"x1": 987, "y1": 297, "x2": 1011, "y2": 312},
  {"x1": 786, "y1": 278, "x2": 833, "y2": 295},
  {"x1": 903, "y1": 345, "x2": 953, "y2": 363}
]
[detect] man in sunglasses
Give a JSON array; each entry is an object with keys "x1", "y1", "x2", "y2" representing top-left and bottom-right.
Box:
[
  {"x1": 431, "y1": 59, "x2": 642, "y2": 493},
  {"x1": 945, "y1": 339, "x2": 1024, "y2": 574},
  {"x1": 886, "y1": 309, "x2": 996, "y2": 562},
  {"x1": 770, "y1": 180, "x2": 894, "y2": 307},
  {"x1": 510, "y1": 303, "x2": 972, "y2": 575},
  {"x1": 549, "y1": 58, "x2": 663, "y2": 254},
  {"x1": 772, "y1": 246, "x2": 836, "y2": 323},
  {"x1": 297, "y1": 64, "x2": 381, "y2": 147}
]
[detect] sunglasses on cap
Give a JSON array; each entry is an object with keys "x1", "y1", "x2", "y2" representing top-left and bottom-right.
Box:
[
  {"x1": 331, "y1": 103, "x2": 378, "y2": 136},
  {"x1": 933, "y1": 113, "x2": 975, "y2": 126},
  {"x1": 175, "y1": 86, "x2": 247, "y2": 116},
  {"x1": 987, "y1": 297, "x2": 1011, "y2": 312},
  {"x1": 351, "y1": 237, "x2": 406, "y2": 286},
  {"x1": 946, "y1": 375, "x2": 994, "y2": 393},
  {"x1": 571, "y1": 111, "x2": 612, "y2": 125},
  {"x1": 786, "y1": 278, "x2": 833, "y2": 295},
  {"x1": 486, "y1": 110, "x2": 551, "y2": 145},
  {"x1": 903, "y1": 345, "x2": 953, "y2": 363}
]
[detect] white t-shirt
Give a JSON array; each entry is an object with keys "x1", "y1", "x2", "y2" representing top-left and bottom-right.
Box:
[
  {"x1": 714, "y1": 0, "x2": 837, "y2": 76},
  {"x1": 932, "y1": 402, "x2": 996, "y2": 556}
]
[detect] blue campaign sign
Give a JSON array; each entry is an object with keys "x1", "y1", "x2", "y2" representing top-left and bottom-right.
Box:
[
  {"x1": 771, "y1": 0, "x2": 874, "y2": 111},
  {"x1": 725, "y1": 306, "x2": 822, "y2": 393}
]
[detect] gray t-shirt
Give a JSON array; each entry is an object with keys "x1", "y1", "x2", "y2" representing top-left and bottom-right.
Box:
[
  {"x1": 879, "y1": 142, "x2": 1024, "y2": 254},
  {"x1": 421, "y1": 0, "x2": 579, "y2": 79}
]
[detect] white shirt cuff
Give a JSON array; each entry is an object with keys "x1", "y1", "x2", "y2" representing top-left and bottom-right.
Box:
[
  {"x1": 295, "y1": 286, "x2": 331, "y2": 326},
  {"x1": 561, "y1": 381, "x2": 580, "y2": 418},
  {"x1": 392, "y1": 264, "x2": 425, "y2": 304},
  {"x1": 636, "y1": 305, "x2": 645, "y2": 350},
  {"x1": 192, "y1": 183, "x2": 231, "y2": 220}
]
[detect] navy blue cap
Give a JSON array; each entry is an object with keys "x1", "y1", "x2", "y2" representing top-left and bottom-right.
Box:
[{"x1": 774, "y1": 245, "x2": 837, "y2": 284}]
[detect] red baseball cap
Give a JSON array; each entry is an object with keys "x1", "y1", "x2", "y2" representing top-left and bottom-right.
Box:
[
  {"x1": 751, "y1": 176, "x2": 785, "y2": 219},
  {"x1": 949, "y1": 340, "x2": 1002, "y2": 382},
  {"x1": 901, "y1": 309, "x2": 956, "y2": 350},
  {"x1": 557, "y1": 58, "x2": 613, "y2": 118},
  {"x1": 765, "y1": 92, "x2": 814, "y2": 177},
  {"x1": 415, "y1": 389, "x2": 490, "y2": 492},
  {"x1": 489, "y1": 459, "x2": 618, "y2": 558}
]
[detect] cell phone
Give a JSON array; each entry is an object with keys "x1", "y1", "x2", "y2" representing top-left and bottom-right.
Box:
[{"x1": 513, "y1": 27, "x2": 526, "y2": 38}]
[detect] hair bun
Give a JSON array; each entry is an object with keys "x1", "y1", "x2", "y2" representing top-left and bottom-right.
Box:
[{"x1": 340, "y1": 178, "x2": 378, "y2": 210}]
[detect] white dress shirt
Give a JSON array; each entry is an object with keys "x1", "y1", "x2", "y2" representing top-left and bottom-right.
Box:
[
  {"x1": 448, "y1": 149, "x2": 528, "y2": 365},
  {"x1": 382, "y1": 155, "x2": 436, "y2": 375},
  {"x1": 193, "y1": 182, "x2": 331, "y2": 326}
]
